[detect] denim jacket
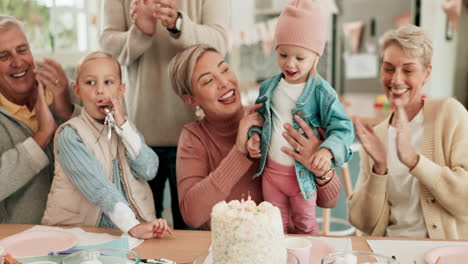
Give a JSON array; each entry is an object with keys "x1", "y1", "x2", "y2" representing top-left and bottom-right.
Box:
[{"x1": 249, "y1": 73, "x2": 354, "y2": 200}]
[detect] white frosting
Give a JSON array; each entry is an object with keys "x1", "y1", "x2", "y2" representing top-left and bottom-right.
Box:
[{"x1": 211, "y1": 200, "x2": 286, "y2": 264}]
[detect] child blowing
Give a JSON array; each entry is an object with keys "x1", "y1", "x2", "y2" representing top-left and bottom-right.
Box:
[
  {"x1": 247, "y1": 0, "x2": 354, "y2": 234},
  {"x1": 42, "y1": 51, "x2": 172, "y2": 239}
]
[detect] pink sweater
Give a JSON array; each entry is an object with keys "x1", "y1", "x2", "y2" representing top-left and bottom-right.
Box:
[
  {"x1": 176, "y1": 110, "x2": 262, "y2": 229},
  {"x1": 177, "y1": 109, "x2": 341, "y2": 229}
]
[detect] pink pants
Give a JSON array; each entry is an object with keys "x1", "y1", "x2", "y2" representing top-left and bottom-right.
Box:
[{"x1": 263, "y1": 158, "x2": 319, "y2": 234}]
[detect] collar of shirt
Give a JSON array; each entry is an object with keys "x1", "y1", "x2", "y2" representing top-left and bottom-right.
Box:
[{"x1": 0, "y1": 88, "x2": 54, "y2": 132}]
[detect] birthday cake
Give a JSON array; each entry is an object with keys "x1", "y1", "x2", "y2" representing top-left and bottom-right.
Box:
[{"x1": 211, "y1": 199, "x2": 286, "y2": 264}]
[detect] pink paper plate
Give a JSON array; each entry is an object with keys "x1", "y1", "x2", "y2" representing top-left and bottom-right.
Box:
[
  {"x1": 304, "y1": 237, "x2": 335, "y2": 264},
  {"x1": 424, "y1": 245, "x2": 468, "y2": 264},
  {"x1": 0, "y1": 231, "x2": 78, "y2": 258}
]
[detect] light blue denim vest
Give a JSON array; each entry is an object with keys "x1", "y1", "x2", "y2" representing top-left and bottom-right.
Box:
[{"x1": 249, "y1": 73, "x2": 354, "y2": 200}]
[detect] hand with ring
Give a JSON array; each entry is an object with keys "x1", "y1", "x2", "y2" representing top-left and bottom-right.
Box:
[
  {"x1": 281, "y1": 115, "x2": 327, "y2": 175},
  {"x1": 34, "y1": 58, "x2": 73, "y2": 121}
]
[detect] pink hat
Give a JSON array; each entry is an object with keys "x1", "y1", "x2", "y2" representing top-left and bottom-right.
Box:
[{"x1": 274, "y1": 0, "x2": 327, "y2": 55}]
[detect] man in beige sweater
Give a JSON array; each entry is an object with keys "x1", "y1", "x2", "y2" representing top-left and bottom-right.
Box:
[{"x1": 99, "y1": 0, "x2": 229, "y2": 229}]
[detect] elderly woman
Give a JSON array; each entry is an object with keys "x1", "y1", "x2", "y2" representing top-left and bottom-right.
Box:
[
  {"x1": 348, "y1": 25, "x2": 468, "y2": 239},
  {"x1": 169, "y1": 44, "x2": 342, "y2": 230}
]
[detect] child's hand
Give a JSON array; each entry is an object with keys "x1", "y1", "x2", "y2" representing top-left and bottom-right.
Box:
[
  {"x1": 128, "y1": 218, "x2": 173, "y2": 239},
  {"x1": 131, "y1": 0, "x2": 157, "y2": 36},
  {"x1": 308, "y1": 148, "x2": 333, "y2": 172},
  {"x1": 109, "y1": 97, "x2": 126, "y2": 126},
  {"x1": 152, "y1": 218, "x2": 173, "y2": 238},
  {"x1": 247, "y1": 133, "x2": 261, "y2": 158}
]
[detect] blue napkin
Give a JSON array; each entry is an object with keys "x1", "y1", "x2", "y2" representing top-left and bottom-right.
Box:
[{"x1": 48, "y1": 237, "x2": 129, "y2": 255}]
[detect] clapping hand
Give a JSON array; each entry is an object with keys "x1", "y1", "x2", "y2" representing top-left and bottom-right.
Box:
[
  {"x1": 394, "y1": 99, "x2": 419, "y2": 169},
  {"x1": 35, "y1": 58, "x2": 73, "y2": 121},
  {"x1": 353, "y1": 116, "x2": 387, "y2": 175},
  {"x1": 32, "y1": 81, "x2": 57, "y2": 149},
  {"x1": 153, "y1": 0, "x2": 178, "y2": 30},
  {"x1": 131, "y1": 0, "x2": 158, "y2": 36}
]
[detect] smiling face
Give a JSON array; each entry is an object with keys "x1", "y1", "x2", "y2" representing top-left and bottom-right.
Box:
[
  {"x1": 0, "y1": 25, "x2": 36, "y2": 105},
  {"x1": 74, "y1": 57, "x2": 125, "y2": 120},
  {"x1": 381, "y1": 43, "x2": 432, "y2": 114},
  {"x1": 276, "y1": 45, "x2": 318, "y2": 84},
  {"x1": 184, "y1": 51, "x2": 241, "y2": 121}
]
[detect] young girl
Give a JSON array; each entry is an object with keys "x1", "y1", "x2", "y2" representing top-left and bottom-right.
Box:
[
  {"x1": 248, "y1": 0, "x2": 354, "y2": 234},
  {"x1": 42, "y1": 51, "x2": 172, "y2": 239}
]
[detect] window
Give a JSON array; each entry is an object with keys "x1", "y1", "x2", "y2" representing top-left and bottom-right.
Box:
[{"x1": 1, "y1": 0, "x2": 100, "y2": 54}]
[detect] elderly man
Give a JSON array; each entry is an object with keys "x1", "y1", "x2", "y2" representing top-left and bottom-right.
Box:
[{"x1": 0, "y1": 15, "x2": 78, "y2": 224}]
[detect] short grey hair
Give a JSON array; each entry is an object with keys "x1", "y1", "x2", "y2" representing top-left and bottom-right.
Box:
[
  {"x1": 0, "y1": 15, "x2": 26, "y2": 35},
  {"x1": 168, "y1": 44, "x2": 219, "y2": 97},
  {"x1": 380, "y1": 24, "x2": 433, "y2": 68}
]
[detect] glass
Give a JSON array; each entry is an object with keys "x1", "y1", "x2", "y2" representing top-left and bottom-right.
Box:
[
  {"x1": 62, "y1": 248, "x2": 141, "y2": 264},
  {"x1": 192, "y1": 251, "x2": 299, "y2": 264},
  {"x1": 322, "y1": 251, "x2": 399, "y2": 264}
]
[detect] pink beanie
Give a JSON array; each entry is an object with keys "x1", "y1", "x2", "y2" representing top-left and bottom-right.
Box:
[{"x1": 274, "y1": 0, "x2": 327, "y2": 55}]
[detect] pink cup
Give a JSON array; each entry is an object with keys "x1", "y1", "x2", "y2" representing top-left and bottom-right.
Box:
[{"x1": 285, "y1": 237, "x2": 312, "y2": 264}]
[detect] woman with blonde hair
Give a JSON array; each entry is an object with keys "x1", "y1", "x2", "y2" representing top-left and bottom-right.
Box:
[
  {"x1": 348, "y1": 24, "x2": 468, "y2": 239},
  {"x1": 169, "y1": 44, "x2": 341, "y2": 230}
]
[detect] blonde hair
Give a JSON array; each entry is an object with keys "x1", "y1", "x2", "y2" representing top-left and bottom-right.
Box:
[
  {"x1": 168, "y1": 44, "x2": 218, "y2": 97},
  {"x1": 380, "y1": 24, "x2": 433, "y2": 68},
  {"x1": 74, "y1": 51, "x2": 122, "y2": 82},
  {"x1": 0, "y1": 15, "x2": 26, "y2": 35}
]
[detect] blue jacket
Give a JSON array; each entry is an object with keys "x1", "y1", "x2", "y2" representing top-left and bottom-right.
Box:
[{"x1": 249, "y1": 73, "x2": 354, "y2": 200}]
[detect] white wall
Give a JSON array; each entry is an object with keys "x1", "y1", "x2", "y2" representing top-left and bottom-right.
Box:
[{"x1": 421, "y1": 0, "x2": 459, "y2": 98}]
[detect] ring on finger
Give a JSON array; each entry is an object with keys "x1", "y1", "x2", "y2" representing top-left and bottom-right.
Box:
[
  {"x1": 296, "y1": 146, "x2": 302, "y2": 153},
  {"x1": 297, "y1": 128, "x2": 305, "y2": 135}
]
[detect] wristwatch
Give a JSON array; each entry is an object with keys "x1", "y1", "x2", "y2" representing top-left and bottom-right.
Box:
[
  {"x1": 315, "y1": 168, "x2": 335, "y2": 181},
  {"x1": 168, "y1": 12, "x2": 182, "y2": 34}
]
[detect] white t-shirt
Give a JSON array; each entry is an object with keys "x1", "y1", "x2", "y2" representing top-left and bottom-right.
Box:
[
  {"x1": 268, "y1": 78, "x2": 305, "y2": 166},
  {"x1": 386, "y1": 110, "x2": 428, "y2": 238}
]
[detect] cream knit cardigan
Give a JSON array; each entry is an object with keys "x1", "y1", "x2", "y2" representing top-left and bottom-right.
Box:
[{"x1": 348, "y1": 98, "x2": 468, "y2": 239}]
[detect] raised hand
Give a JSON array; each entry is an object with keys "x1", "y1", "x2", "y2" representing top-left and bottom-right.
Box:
[
  {"x1": 32, "y1": 81, "x2": 57, "y2": 149},
  {"x1": 247, "y1": 133, "x2": 261, "y2": 158},
  {"x1": 353, "y1": 116, "x2": 387, "y2": 175},
  {"x1": 235, "y1": 103, "x2": 264, "y2": 155},
  {"x1": 394, "y1": 99, "x2": 419, "y2": 169},
  {"x1": 153, "y1": 0, "x2": 178, "y2": 30},
  {"x1": 35, "y1": 58, "x2": 73, "y2": 121},
  {"x1": 108, "y1": 97, "x2": 126, "y2": 127},
  {"x1": 131, "y1": 0, "x2": 158, "y2": 36},
  {"x1": 128, "y1": 218, "x2": 173, "y2": 239}
]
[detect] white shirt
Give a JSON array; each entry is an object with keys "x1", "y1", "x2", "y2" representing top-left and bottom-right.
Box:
[
  {"x1": 268, "y1": 78, "x2": 304, "y2": 166},
  {"x1": 386, "y1": 110, "x2": 428, "y2": 238}
]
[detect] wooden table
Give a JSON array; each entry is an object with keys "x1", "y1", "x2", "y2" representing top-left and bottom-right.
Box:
[
  {"x1": 3, "y1": 224, "x2": 466, "y2": 263},
  {"x1": 0, "y1": 224, "x2": 371, "y2": 263}
]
